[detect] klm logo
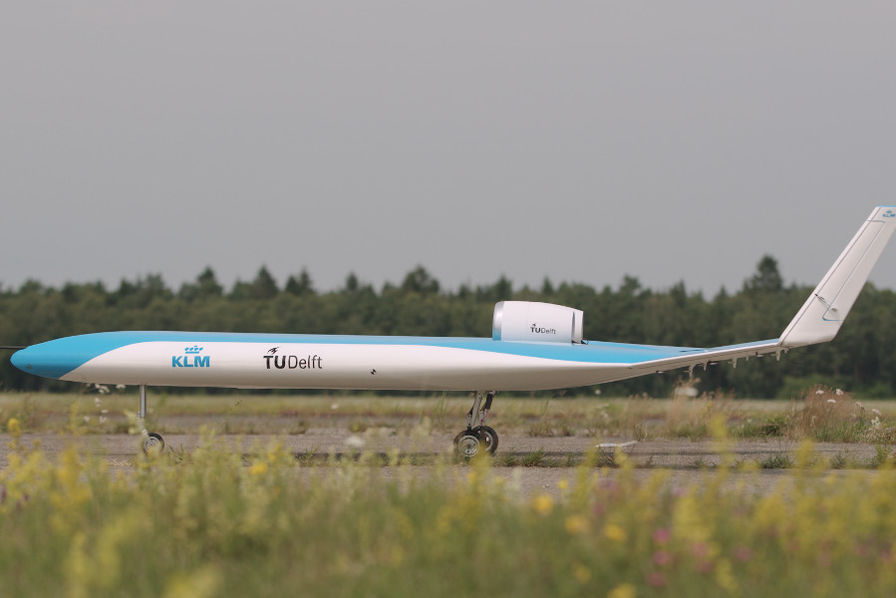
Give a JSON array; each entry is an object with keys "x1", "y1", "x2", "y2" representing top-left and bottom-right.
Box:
[
  {"x1": 172, "y1": 345, "x2": 210, "y2": 368},
  {"x1": 883, "y1": 209, "x2": 896, "y2": 219}
]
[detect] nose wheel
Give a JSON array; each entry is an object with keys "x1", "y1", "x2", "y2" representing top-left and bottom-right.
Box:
[
  {"x1": 453, "y1": 392, "x2": 499, "y2": 458},
  {"x1": 137, "y1": 385, "x2": 166, "y2": 454}
]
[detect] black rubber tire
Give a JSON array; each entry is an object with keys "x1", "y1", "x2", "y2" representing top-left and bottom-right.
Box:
[
  {"x1": 473, "y1": 425, "x2": 499, "y2": 454},
  {"x1": 143, "y1": 432, "x2": 165, "y2": 454}
]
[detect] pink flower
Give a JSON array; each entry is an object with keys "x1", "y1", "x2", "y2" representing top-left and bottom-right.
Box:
[
  {"x1": 648, "y1": 572, "x2": 666, "y2": 588},
  {"x1": 734, "y1": 546, "x2": 753, "y2": 563},
  {"x1": 691, "y1": 542, "x2": 709, "y2": 559},
  {"x1": 653, "y1": 528, "x2": 671, "y2": 544},
  {"x1": 653, "y1": 550, "x2": 673, "y2": 566}
]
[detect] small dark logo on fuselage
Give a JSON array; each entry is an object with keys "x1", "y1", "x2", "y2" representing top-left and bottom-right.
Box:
[
  {"x1": 530, "y1": 323, "x2": 557, "y2": 335},
  {"x1": 263, "y1": 353, "x2": 323, "y2": 370}
]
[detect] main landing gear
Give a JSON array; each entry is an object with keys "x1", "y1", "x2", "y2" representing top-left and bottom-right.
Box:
[
  {"x1": 453, "y1": 391, "x2": 498, "y2": 458},
  {"x1": 138, "y1": 384, "x2": 165, "y2": 454}
]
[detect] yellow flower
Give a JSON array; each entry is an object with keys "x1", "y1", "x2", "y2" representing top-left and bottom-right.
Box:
[
  {"x1": 248, "y1": 462, "x2": 268, "y2": 476},
  {"x1": 607, "y1": 582, "x2": 636, "y2": 598},
  {"x1": 531, "y1": 493, "x2": 554, "y2": 516},
  {"x1": 604, "y1": 523, "x2": 627, "y2": 543},
  {"x1": 572, "y1": 563, "x2": 592, "y2": 584},
  {"x1": 565, "y1": 515, "x2": 588, "y2": 535},
  {"x1": 557, "y1": 478, "x2": 569, "y2": 490},
  {"x1": 7, "y1": 417, "x2": 21, "y2": 436}
]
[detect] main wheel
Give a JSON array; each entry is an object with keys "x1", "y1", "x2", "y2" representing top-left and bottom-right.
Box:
[
  {"x1": 142, "y1": 432, "x2": 165, "y2": 454},
  {"x1": 473, "y1": 425, "x2": 499, "y2": 454},
  {"x1": 454, "y1": 431, "x2": 482, "y2": 459}
]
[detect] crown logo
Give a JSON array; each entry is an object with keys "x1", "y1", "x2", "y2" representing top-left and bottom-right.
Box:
[
  {"x1": 883, "y1": 209, "x2": 896, "y2": 219},
  {"x1": 185, "y1": 345, "x2": 203, "y2": 354}
]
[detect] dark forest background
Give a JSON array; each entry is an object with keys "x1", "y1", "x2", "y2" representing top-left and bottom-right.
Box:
[{"x1": 3, "y1": 256, "x2": 895, "y2": 398}]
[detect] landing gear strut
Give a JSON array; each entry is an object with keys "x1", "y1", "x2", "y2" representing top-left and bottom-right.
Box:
[
  {"x1": 138, "y1": 384, "x2": 165, "y2": 454},
  {"x1": 454, "y1": 391, "x2": 498, "y2": 458}
]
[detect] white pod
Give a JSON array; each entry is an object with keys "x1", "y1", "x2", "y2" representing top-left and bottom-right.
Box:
[{"x1": 492, "y1": 301, "x2": 583, "y2": 344}]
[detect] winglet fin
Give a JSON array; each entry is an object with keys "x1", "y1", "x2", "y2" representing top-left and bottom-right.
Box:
[{"x1": 779, "y1": 206, "x2": 896, "y2": 348}]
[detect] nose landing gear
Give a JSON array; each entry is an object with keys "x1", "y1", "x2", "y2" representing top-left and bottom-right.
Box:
[
  {"x1": 138, "y1": 385, "x2": 165, "y2": 454},
  {"x1": 453, "y1": 391, "x2": 498, "y2": 458}
]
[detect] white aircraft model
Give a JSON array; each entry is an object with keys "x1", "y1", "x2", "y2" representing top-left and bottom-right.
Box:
[{"x1": 10, "y1": 206, "x2": 896, "y2": 456}]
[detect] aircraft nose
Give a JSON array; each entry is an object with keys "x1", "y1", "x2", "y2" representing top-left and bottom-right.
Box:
[{"x1": 11, "y1": 343, "x2": 81, "y2": 380}]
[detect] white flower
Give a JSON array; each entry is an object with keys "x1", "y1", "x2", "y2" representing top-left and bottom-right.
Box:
[
  {"x1": 99, "y1": 416, "x2": 107, "y2": 424},
  {"x1": 345, "y1": 435, "x2": 365, "y2": 448},
  {"x1": 330, "y1": 403, "x2": 339, "y2": 410},
  {"x1": 836, "y1": 388, "x2": 844, "y2": 396},
  {"x1": 816, "y1": 389, "x2": 825, "y2": 395},
  {"x1": 873, "y1": 408, "x2": 882, "y2": 416},
  {"x1": 115, "y1": 384, "x2": 126, "y2": 390},
  {"x1": 827, "y1": 399, "x2": 837, "y2": 404},
  {"x1": 83, "y1": 416, "x2": 90, "y2": 423}
]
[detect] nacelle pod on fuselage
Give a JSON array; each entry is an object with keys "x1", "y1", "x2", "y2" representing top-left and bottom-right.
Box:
[{"x1": 492, "y1": 301, "x2": 584, "y2": 344}]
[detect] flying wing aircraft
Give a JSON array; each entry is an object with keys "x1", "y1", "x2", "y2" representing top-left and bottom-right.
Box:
[{"x1": 9, "y1": 206, "x2": 896, "y2": 456}]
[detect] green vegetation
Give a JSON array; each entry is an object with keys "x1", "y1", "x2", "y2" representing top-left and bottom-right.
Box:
[
  {"x1": 1, "y1": 387, "x2": 894, "y2": 445},
  {"x1": 4, "y1": 426, "x2": 896, "y2": 597},
  {"x1": 3, "y1": 259, "x2": 896, "y2": 398}
]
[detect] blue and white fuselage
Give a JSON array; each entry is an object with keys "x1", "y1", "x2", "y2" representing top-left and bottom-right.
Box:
[{"x1": 11, "y1": 331, "x2": 779, "y2": 391}]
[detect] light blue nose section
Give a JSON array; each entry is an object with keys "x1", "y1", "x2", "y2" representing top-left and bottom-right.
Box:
[{"x1": 11, "y1": 341, "x2": 84, "y2": 379}]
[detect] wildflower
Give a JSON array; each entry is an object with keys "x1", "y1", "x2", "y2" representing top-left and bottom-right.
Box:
[
  {"x1": 531, "y1": 493, "x2": 554, "y2": 516},
  {"x1": 652, "y1": 528, "x2": 671, "y2": 544},
  {"x1": 836, "y1": 388, "x2": 844, "y2": 396},
  {"x1": 607, "y1": 582, "x2": 636, "y2": 598},
  {"x1": 873, "y1": 408, "x2": 882, "y2": 416},
  {"x1": 572, "y1": 563, "x2": 591, "y2": 583},
  {"x1": 248, "y1": 462, "x2": 268, "y2": 476},
  {"x1": 827, "y1": 399, "x2": 837, "y2": 405},
  {"x1": 604, "y1": 523, "x2": 627, "y2": 543},
  {"x1": 7, "y1": 417, "x2": 21, "y2": 435},
  {"x1": 330, "y1": 403, "x2": 339, "y2": 410},
  {"x1": 94, "y1": 397, "x2": 101, "y2": 407},
  {"x1": 715, "y1": 559, "x2": 737, "y2": 592},
  {"x1": 115, "y1": 383, "x2": 126, "y2": 390},
  {"x1": 816, "y1": 389, "x2": 825, "y2": 395},
  {"x1": 653, "y1": 550, "x2": 673, "y2": 566},
  {"x1": 648, "y1": 571, "x2": 666, "y2": 588},
  {"x1": 565, "y1": 515, "x2": 588, "y2": 535},
  {"x1": 557, "y1": 478, "x2": 569, "y2": 490}
]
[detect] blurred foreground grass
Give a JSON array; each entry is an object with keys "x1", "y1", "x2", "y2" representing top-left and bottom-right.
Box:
[{"x1": 2, "y1": 426, "x2": 896, "y2": 597}]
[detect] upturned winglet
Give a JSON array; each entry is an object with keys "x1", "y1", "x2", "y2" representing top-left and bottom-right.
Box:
[{"x1": 779, "y1": 206, "x2": 896, "y2": 348}]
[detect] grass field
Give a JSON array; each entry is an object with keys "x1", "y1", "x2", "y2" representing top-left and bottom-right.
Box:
[
  {"x1": 3, "y1": 387, "x2": 896, "y2": 596},
  {"x1": 2, "y1": 386, "x2": 895, "y2": 443}
]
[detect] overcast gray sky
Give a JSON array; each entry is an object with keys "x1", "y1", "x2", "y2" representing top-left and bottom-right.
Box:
[{"x1": 2, "y1": 2, "x2": 895, "y2": 295}]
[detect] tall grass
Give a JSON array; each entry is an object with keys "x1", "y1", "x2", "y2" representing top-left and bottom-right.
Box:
[{"x1": 3, "y1": 422, "x2": 896, "y2": 597}]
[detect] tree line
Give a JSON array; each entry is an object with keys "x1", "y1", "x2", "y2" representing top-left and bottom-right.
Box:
[{"x1": 2, "y1": 257, "x2": 895, "y2": 398}]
